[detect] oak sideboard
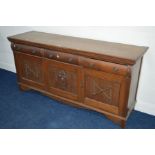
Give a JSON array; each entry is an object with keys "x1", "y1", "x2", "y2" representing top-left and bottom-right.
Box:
[{"x1": 8, "y1": 31, "x2": 148, "y2": 128}]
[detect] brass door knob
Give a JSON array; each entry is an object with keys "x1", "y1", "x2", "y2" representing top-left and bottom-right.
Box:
[
  {"x1": 113, "y1": 67, "x2": 119, "y2": 73},
  {"x1": 56, "y1": 54, "x2": 60, "y2": 59}
]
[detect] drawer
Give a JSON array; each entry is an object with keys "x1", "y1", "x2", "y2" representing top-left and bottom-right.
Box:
[
  {"x1": 11, "y1": 43, "x2": 43, "y2": 57},
  {"x1": 79, "y1": 57, "x2": 131, "y2": 76},
  {"x1": 45, "y1": 49, "x2": 79, "y2": 65}
]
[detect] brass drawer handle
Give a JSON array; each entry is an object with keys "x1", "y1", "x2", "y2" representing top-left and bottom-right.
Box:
[
  {"x1": 56, "y1": 54, "x2": 60, "y2": 59},
  {"x1": 113, "y1": 67, "x2": 119, "y2": 73}
]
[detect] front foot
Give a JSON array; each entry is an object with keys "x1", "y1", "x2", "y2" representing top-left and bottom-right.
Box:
[
  {"x1": 105, "y1": 114, "x2": 126, "y2": 128},
  {"x1": 19, "y1": 84, "x2": 31, "y2": 91}
]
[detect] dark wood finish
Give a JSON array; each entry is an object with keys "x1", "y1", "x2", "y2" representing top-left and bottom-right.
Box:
[
  {"x1": 12, "y1": 43, "x2": 44, "y2": 57},
  {"x1": 45, "y1": 49, "x2": 79, "y2": 65},
  {"x1": 8, "y1": 31, "x2": 148, "y2": 65},
  {"x1": 8, "y1": 31, "x2": 148, "y2": 128}
]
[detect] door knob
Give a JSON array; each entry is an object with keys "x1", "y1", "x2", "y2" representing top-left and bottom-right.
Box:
[
  {"x1": 56, "y1": 54, "x2": 60, "y2": 59},
  {"x1": 113, "y1": 67, "x2": 119, "y2": 73}
]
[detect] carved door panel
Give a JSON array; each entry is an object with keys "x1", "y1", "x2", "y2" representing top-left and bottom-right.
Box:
[
  {"x1": 15, "y1": 52, "x2": 45, "y2": 89},
  {"x1": 84, "y1": 69, "x2": 124, "y2": 114},
  {"x1": 45, "y1": 59, "x2": 82, "y2": 101}
]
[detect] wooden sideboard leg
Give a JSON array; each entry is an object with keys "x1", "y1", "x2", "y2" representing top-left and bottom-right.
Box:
[
  {"x1": 105, "y1": 114, "x2": 126, "y2": 128},
  {"x1": 120, "y1": 120, "x2": 126, "y2": 129},
  {"x1": 19, "y1": 84, "x2": 31, "y2": 91}
]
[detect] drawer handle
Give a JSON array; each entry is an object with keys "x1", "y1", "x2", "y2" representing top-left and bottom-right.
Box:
[
  {"x1": 89, "y1": 63, "x2": 95, "y2": 67},
  {"x1": 49, "y1": 54, "x2": 53, "y2": 58},
  {"x1": 32, "y1": 50, "x2": 36, "y2": 54},
  {"x1": 113, "y1": 67, "x2": 119, "y2": 73},
  {"x1": 13, "y1": 44, "x2": 16, "y2": 48},
  {"x1": 56, "y1": 54, "x2": 60, "y2": 59}
]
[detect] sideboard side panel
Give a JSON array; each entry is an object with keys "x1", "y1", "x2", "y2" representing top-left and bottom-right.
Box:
[{"x1": 127, "y1": 58, "x2": 143, "y2": 114}]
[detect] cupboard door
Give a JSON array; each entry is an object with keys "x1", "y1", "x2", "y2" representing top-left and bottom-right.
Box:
[
  {"x1": 45, "y1": 59, "x2": 82, "y2": 101},
  {"x1": 84, "y1": 69, "x2": 124, "y2": 114},
  {"x1": 14, "y1": 52, "x2": 45, "y2": 89}
]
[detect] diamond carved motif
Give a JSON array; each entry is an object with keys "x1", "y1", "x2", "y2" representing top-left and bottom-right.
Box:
[
  {"x1": 24, "y1": 63, "x2": 39, "y2": 79},
  {"x1": 91, "y1": 80, "x2": 113, "y2": 104},
  {"x1": 23, "y1": 60, "x2": 42, "y2": 83}
]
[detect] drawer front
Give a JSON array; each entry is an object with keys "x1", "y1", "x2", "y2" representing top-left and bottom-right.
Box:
[
  {"x1": 45, "y1": 49, "x2": 79, "y2": 65},
  {"x1": 12, "y1": 43, "x2": 43, "y2": 57},
  {"x1": 83, "y1": 68, "x2": 124, "y2": 114},
  {"x1": 14, "y1": 52, "x2": 45, "y2": 90},
  {"x1": 79, "y1": 57, "x2": 130, "y2": 76},
  {"x1": 45, "y1": 59, "x2": 82, "y2": 101}
]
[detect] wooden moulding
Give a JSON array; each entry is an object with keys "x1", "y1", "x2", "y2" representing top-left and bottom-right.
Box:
[{"x1": 8, "y1": 31, "x2": 148, "y2": 65}]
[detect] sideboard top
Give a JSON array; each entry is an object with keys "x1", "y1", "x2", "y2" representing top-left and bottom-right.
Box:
[{"x1": 8, "y1": 31, "x2": 148, "y2": 65}]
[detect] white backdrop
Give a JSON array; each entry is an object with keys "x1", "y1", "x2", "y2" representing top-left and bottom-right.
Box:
[{"x1": 0, "y1": 26, "x2": 155, "y2": 115}]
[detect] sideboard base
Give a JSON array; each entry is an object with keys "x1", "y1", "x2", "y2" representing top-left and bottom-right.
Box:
[
  {"x1": 18, "y1": 82, "x2": 127, "y2": 128},
  {"x1": 105, "y1": 115, "x2": 126, "y2": 128}
]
